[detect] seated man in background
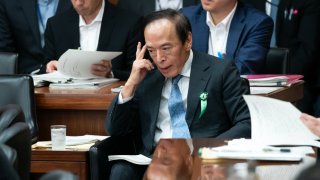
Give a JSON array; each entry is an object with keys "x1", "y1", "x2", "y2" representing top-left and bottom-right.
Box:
[
  {"x1": 0, "y1": 0, "x2": 71, "y2": 74},
  {"x1": 241, "y1": 0, "x2": 320, "y2": 118},
  {"x1": 44, "y1": 0, "x2": 143, "y2": 80},
  {"x1": 106, "y1": 9, "x2": 251, "y2": 179},
  {"x1": 116, "y1": 0, "x2": 200, "y2": 16},
  {"x1": 180, "y1": 0, "x2": 273, "y2": 74}
]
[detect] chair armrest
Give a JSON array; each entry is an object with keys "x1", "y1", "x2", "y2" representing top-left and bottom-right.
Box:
[{"x1": 89, "y1": 135, "x2": 137, "y2": 180}]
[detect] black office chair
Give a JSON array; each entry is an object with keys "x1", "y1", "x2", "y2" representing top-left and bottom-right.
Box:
[
  {"x1": 89, "y1": 135, "x2": 138, "y2": 180},
  {"x1": 40, "y1": 170, "x2": 79, "y2": 180},
  {"x1": 0, "y1": 122, "x2": 31, "y2": 180},
  {"x1": 0, "y1": 52, "x2": 18, "y2": 74},
  {"x1": 263, "y1": 48, "x2": 290, "y2": 74},
  {"x1": 0, "y1": 75, "x2": 39, "y2": 143},
  {"x1": 0, "y1": 143, "x2": 19, "y2": 180},
  {"x1": 0, "y1": 104, "x2": 25, "y2": 133}
]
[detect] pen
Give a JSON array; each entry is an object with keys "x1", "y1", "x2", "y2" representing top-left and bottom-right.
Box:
[
  {"x1": 263, "y1": 148, "x2": 291, "y2": 153},
  {"x1": 217, "y1": 52, "x2": 224, "y2": 59}
]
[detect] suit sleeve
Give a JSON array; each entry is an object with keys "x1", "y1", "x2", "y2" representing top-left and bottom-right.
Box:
[
  {"x1": 105, "y1": 94, "x2": 139, "y2": 136},
  {"x1": 217, "y1": 62, "x2": 251, "y2": 138},
  {"x1": 235, "y1": 15, "x2": 274, "y2": 74},
  {"x1": 0, "y1": 2, "x2": 16, "y2": 52},
  {"x1": 43, "y1": 18, "x2": 57, "y2": 65}
]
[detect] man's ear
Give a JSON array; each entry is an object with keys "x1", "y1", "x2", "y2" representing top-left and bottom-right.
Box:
[{"x1": 185, "y1": 32, "x2": 192, "y2": 51}]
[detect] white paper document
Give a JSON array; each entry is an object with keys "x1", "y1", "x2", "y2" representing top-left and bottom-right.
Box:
[
  {"x1": 199, "y1": 145, "x2": 309, "y2": 161},
  {"x1": 108, "y1": 154, "x2": 151, "y2": 165},
  {"x1": 32, "y1": 49, "x2": 122, "y2": 88},
  {"x1": 58, "y1": 49, "x2": 122, "y2": 78},
  {"x1": 243, "y1": 95, "x2": 320, "y2": 147}
]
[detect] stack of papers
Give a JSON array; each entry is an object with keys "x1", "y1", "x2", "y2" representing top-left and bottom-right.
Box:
[
  {"x1": 108, "y1": 154, "x2": 151, "y2": 165},
  {"x1": 242, "y1": 74, "x2": 303, "y2": 87},
  {"x1": 199, "y1": 95, "x2": 320, "y2": 161},
  {"x1": 32, "y1": 135, "x2": 109, "y2": 150},
  {"x1": 199, "y1": 140, "x2": 313, "y2": 161},
  {"x1": 32, "y1": 49, "x2": 122, "y2": 88}
]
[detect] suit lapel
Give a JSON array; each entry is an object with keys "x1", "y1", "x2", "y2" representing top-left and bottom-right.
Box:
[
  {"x1": 20, "y1": 0, "x2": 41, "y2": 45},
  {"x1": 97, "y1": 2, "x2": 115, "y2": 50},
  {"x1": 193, "y1": 8, "x2": 209, "y2": 53},
  {"x1": 186, "y1": 52, "x2": 212, "y2": 126},
  {"x1": 56, "y1": 0, "x2": 72, "y2": 13},
  {"x1": 226, "y1": 4, "x2": 246, "y2": 59}
]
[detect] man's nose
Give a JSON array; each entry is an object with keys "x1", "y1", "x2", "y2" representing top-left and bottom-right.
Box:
[{"x1": 154, "y1": 50, "x2": 165, "y2": 63}]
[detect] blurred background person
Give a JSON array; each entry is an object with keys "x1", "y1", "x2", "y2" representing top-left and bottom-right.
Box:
[
  {"x1": 181, "y1": 0, "x2": 273, "y2": 74},
  {"x1": 0, "y1": 0, "x2": 71, "y2": 74},
  {"x1": 241, "y1": 0, "x2": 320, "y2": 117},
  {"x1": 44, "y1": 0, "x2": 143, "y2": 80}
]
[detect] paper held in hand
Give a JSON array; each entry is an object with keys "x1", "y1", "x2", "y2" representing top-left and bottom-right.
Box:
[{"x1": 32, "y1": 49, "x2": 122, "y2": 88}]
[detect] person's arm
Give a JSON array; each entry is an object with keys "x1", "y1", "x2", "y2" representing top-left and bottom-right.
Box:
[
  {"x1": 217, "y1": 61, "x2": 251, "y2": 139},
  {"x1": 300, "y1": 113, "x2": 320, "y2": 137},
  {"x1": 234, "y1": 14, "x2": 273, "y2": 74},
  {"x1": 0, "y1": 1, "x2": 16, "y2": 52},
  {"x1": 106, "y1": 42, "x2": 154, "y2": 136}
]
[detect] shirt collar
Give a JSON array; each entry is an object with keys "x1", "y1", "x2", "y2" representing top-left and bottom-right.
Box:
[
  {"x1": 79, "y1": 0, "x2": 105, "y2": 27},
  {"x1": 206, "y1": 2, "x2": 237, "y2": 29},
  {"x1": 180, "y1": 49, "x2": 193, "y2": 78}
]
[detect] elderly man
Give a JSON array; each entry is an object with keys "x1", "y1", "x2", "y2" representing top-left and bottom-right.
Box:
[
  {"x1": 106, "y1": 9, "x2": 251, "y2": 179},
  {"x1": 44, "y1": 0, "x2": 143, "y2": 80}
]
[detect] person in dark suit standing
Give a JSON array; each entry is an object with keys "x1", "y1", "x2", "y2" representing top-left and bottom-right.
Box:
[
  {"x1": 116, "y1": 0, "x2": 200, "y2": 16},
  {"x1": 106, "y1": 9, "x2": 251, "y2": 179},
  {"x1": 0, "y1": 0, "x2": 72, "y2": 74},
  {"x1": 44, "y1": 0, "x2": 143, "y2": 80},
  {"x1": 180, "y1": 0, "x2": 273, "y2": 75},
  {"x1": 241, "y1": 0, "x2": 320, "y2": 117}
]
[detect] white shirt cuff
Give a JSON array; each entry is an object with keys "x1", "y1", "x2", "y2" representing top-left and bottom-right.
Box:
[{"x1": 118, "y1": 91, "x2": 133, "y2": 104}]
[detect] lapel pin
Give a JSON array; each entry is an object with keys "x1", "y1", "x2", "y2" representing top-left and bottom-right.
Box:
[{"x1": 199, "y1": 92, "x2": 208, "y2": 119}]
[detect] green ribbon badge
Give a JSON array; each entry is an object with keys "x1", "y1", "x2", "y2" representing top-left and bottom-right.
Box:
[{"x1": 199, "y1": 92, "x2": 208, "y2": 119}]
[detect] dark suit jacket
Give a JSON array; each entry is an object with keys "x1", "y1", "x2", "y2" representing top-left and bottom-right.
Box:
[
  {"x1": 117, "y1": 0, "x2": 200, "y2": 16},
  {"x1": 180, "y1": 2, "x2": 273, "y2": 75},
  {"x1": 106, "y1": 51, "x2": 251, "y2": 155},
  {"x1": 44, "y1": 1, "x2": 143, "y2": 80},
  {"x1": 0, "y1": 0, "x2": 71, "y2": 74},
  {"x1": 241, "y1": 0, "x2": 320, "y2": 86}
]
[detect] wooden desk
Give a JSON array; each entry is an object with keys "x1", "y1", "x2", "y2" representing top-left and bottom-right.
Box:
[
  {"x1": 34, "y1": 81, "x2": 124, "y2": 140},
  {"x1": 31, "y1": 149, "x2": 88, "y2": 180},
  {"x1": 256, "y1": 81, "x2": 304, "y2": 103},
  {"x1": 149, "y1": 139, "x2": 315, "y2": 180},
  {"x1": 32, "y1": 82, "x2": 304, "y2": 179}
]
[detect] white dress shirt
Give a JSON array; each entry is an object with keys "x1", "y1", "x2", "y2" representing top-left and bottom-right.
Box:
[
  {"x1": 206, "y1": 2, "x2": 237, "y2": 58},
  {"x1": 155, "y1": 0, "x2": 183, "y2": 11},
  {"x1": 79, "y1": 0, "x2": 104, "y2": 51},
  {"x1": 118, "y1": 50, "x2": 194, "y2": 144}
]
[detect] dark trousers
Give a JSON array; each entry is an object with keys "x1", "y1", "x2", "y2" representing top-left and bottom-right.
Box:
[{"x1": 109, "y1": 161, "x2": 148, "y2": 180}]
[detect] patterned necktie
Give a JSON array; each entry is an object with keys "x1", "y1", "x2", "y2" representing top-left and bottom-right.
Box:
[
  {"x1": 270, "y1": 0, "x2": 279, "y2": 47},
  {"x1": 168, "y1": 75, "x2": 191, "y2": 138}
]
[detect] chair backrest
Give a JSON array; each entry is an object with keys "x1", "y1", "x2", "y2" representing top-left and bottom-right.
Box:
[
  {"x1": 0, "y1": 75, "x2": 39, "y2": 143},
  {"x1": 0, "y1": 104, "x2": 25, "y2": 133},
  {"x1": 0, "y1": 144, "x2": 19, "y2": 180},
  {"x1": 264, "y1": 48, "x2": 290, "y2": 74},
  {"x1": 0, "y1": 122, "x2": 31, "y2": 180},
  {"x1": 0, "y1": 52, "x2": 18, "y2": 74}
]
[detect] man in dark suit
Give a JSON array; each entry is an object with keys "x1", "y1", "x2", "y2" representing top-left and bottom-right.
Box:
[
  {"x1": 0, "y1": 0, "x2": 71, "y2": 74},
  {"x1": 180, "y1": 0, "x2": 273, "y2": 74},
  {"x1": 44, "y1": 0, "x2": 143, "y2": 80},
  {"x1": 116, "y1": 0, "x2": 200, "y2": 16},
  {"x1": 241, "y1": 0, "x2": 320, "y2": 117},
  {"x1": 106, "y1": 9, "x2": 251, "y2": 179}
]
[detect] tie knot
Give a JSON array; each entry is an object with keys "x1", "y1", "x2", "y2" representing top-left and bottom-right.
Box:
[{"x1": 172, "y1": 75, "x2": 182, "y2": 85}]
